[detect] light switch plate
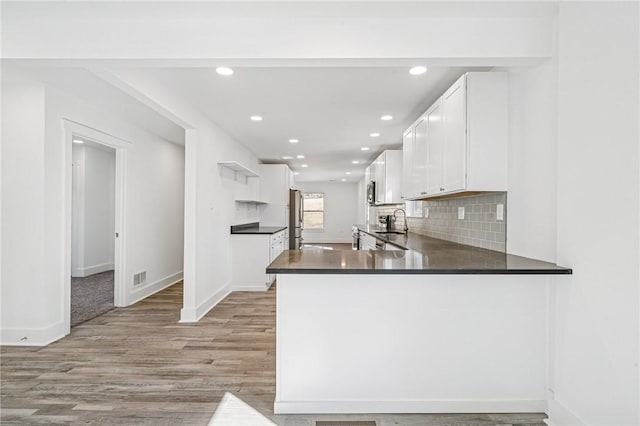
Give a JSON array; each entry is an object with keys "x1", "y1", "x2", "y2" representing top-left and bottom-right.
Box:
[
  {"x1": 497, "y1": 204, "x2": 504, "y2": 221},
  {"x1": 458, "y1": 206, "x2": 465, "y2": 219}
]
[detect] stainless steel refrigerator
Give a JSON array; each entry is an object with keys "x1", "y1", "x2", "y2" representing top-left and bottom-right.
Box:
[{"x1": 289, "y1": 189, "x2": 303, "y2": 249}]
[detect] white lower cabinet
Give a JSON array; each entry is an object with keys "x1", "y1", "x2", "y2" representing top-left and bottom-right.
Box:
[{"x1": 232, "y1": 230, "x2": 286, "y2": 290}]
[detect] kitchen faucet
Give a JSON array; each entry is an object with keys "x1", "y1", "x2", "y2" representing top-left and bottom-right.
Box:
[{"x1": 393, "y1": 208, "x2": 409, "y2": 233}]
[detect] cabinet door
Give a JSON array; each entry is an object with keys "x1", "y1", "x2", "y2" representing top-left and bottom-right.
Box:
[
  {"x1": 413, "y1": 117, "x2": 429, "y2": 197},
  {"x1": 375, "y1": 153, "x2": 385, "y2": 204},
  {"x1": 425, "y1": 100, "x2": 445, "y2": 194},
  {"x1": 442, "y1": 76, "x2": 467, "y2": 192},
  {"x1": 402, "y1": 128, "x2": 414, "y2": 200}
]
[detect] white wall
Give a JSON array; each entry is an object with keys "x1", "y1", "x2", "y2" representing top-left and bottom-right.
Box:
[
  {"x1": 1, "y1": 82, "x2": 49, "y2": 340},
  {"x1": 1, "y1": 80, "x2": 185, "y2": 345},
  {"x1": 550, "y1": 3, "x2": 639, "y2": 425},
  {"x1": 505, "y1": 59, "x2": 558, "y2": 262},
  {"x1": 71, "y1": 145, "x2": 116, "y2": 277},
  {"x1": 298, "y1": 182, "x2": 358, "y2": 244},
  {"x1": 1, "y1": 2, "x2": 556, "y2": 63},
  {"x1": 100, "y1": 68, "x2": 262, "y2": 323}
]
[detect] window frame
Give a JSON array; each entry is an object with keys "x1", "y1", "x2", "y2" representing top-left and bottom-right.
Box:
[{"x1": 302, "y1": 192, "x2": 325, "y2": 231}]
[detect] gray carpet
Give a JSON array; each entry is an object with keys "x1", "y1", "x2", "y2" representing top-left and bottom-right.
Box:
[{"x1": 71, "y1": 270, "x2": 114, "y2": 327}]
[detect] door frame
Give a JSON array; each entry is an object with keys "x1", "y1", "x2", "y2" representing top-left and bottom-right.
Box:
[{"x1": 63, "y1": 119, "x2": 130, "y2": 333}]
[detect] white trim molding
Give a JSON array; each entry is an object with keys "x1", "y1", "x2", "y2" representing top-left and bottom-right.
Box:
[
  {"x1": 274, "y1": 399, "x2": 548, "y2": 415},
  {"x1": 180, "y1": 283, "x2": 231, "y2": 323},
  {"x1": 72, "y1": 262, "x2": 114, "y2": 278},
  {"x1": 63, "y1": 119, "x2": 131, "y2": 335},
  {"x1": 545, "y1": 399, "x2": 586, "y2": 426},
  {"x1": 128, "y1": 272, "x2": 183, "y2": 306},
  {"x1": 1, "y1": 321, "x2": 66, "y2": 347}
]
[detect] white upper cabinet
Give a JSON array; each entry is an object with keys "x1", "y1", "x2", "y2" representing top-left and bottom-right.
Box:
[
  {"x1": 425, "y1": 99, "x2": 445, "y2": 195},
  {"x1": 442, "y1": 77, "x2": 467, "y2": 192},
  {"x1": 402, "y1": 72, "x2": 508, "y2": 200},
  {"x1": 368, "y1": 150, "x2": 403, "y2": 205},
  {"x1": 401, "y1": 128, "x2": 414, "y2": 200},
  {"x1": 259, "y1": 164, "x2": 294, "y2": 226}
]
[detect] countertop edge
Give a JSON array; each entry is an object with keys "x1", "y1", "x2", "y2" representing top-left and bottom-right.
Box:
[
  {"x1": 266, "y1": 267, "x2": 573, "y2": 275},
  {"x1": 231, "y1": 226, "x2": 287, "y2": 235}
]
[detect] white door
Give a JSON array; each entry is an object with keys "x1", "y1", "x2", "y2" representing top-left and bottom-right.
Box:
[{"x1": 442, "y1": 76, "x2": 467, "y2": 192}]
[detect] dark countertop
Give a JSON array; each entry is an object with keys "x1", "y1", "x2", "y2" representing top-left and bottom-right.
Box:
[
  {"x1": 231, "y1": 222, "x2": 287, "y2": 235},
  {"x1": 266, "y1": 225, "x2": 572, "y2": 275}
]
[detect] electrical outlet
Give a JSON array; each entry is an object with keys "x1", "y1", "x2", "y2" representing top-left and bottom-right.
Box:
[
  {"x1": 458, "y1": 206, "x2": 465, "y2": 219},
  {"x1": 497, "y1": 204, "x2": 504, "y2": 221}
]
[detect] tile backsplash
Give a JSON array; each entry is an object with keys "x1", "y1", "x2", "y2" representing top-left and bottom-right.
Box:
[{"x1": 371, "y1": 192, "x2": 507, "y2": 252}]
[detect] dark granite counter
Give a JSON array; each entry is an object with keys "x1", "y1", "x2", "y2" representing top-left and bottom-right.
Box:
[
  {"x1": 231, "y1": 222, "x2": 287, "y2": 235},
  {"x1": 266, "y1": 225, "x2": 571, "y2": 275}
]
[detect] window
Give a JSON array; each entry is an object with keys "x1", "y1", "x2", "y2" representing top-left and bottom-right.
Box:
[{"x1": 303, "y1": 192, "x2": 324, "y2": 230}]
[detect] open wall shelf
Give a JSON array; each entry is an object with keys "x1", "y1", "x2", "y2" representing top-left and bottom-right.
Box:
[{"x1": 217, "y1": 161, "x2": 260, "y2": 177}]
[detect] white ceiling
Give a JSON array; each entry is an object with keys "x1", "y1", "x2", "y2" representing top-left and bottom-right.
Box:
[
  {"x1": 137, "y1": 66, "x2": 488, "y2": 181},
  {"x1": 4, "y1": 63, "x2": 489, "y2": 182}
]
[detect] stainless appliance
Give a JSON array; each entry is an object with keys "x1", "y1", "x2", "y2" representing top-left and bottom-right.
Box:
[
  {"x1": 378, "y1": 214, "x2": 395, "y2": 230},
  {"x1": 366, "y1": 181, "x2": 376, "y2": 205},
  {"x1": 289, "y1": 189, "x2": 304, "y2": 249}
]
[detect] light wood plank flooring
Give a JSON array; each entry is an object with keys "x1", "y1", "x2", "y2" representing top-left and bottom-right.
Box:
[{"x1": 1, "y1": 282, "x2": 546, "y2": 426}]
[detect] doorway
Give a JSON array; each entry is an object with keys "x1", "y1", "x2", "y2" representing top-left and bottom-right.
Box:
[
  {"x1": 64, "y1": 120, "x2": 130, "y2": 333},
  {"x1": 70, "y1": 137, "x2": 116, "y2": 326}
]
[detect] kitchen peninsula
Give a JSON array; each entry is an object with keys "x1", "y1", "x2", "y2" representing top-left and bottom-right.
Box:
[{"x1": 267, "y1": 231, "x2": 571, "y2": 414}]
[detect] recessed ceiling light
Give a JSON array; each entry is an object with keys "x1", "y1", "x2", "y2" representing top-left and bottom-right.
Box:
[
  {"x1": 341, "y1": 178, "x2": 347, "y2": 182},
  {"x1": 282, "y1": 156, "x2": 293, "y2": 160},
  {"x1": 360, "y1": 147, "x2": 370, "y2": 151},
  {"x1": 294, "y1": 172, "x2": 300, "y2": 175},
  {"x1": 345, "y1": 172, "x2": 351, "y2": 175},
  {"x1": 289, "y1": 139, "x2": 299, "y2": 143},
  {"x1": 250, "y1": 115, "x2": 263, "y2": 121},
  {"x1": 301, "y1": 164, "x2": 309, "y2": 168},
  {"x1": 216, "y1": 66, "x2": 234, "y2": 76},
  {"x1": 381, "y1": 115, "x2": 393, "y2": 121},
  {"x1": 370, "y1": 133, "x2": 380, "y2": 137},
  {"x1": 296, "y1": 155, "x2": 305, "y2": 159},
  {"x1": 352, "y1": 160, "x2": 360, "y2": 164},
  {"x1": 409, "y1": 66, "x2": 428, "y2": 76},
  {"x1": 73, "y1": 139, "x2": 83, "y2": 144}
]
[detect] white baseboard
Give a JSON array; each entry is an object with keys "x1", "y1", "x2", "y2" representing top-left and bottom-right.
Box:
[
  {"x1": 72, "y1": 262, "x2": 114, "y2": 278},
  {"x1": 303, "y1": 238, "x2": 352, "y2": 244},
  {"x1": 180, "y1": 282, "x2": 231, "y2": 323},
  {"x1": 274, "y1": 399, "x2": 547, "y2": 414},
  {"x1": 128, "y1": 271, "x2": 183, "y2": 305},
  {"x1": 545, "y1": 399, "x2": 586, "y2": 426},
  {"x1": 1, "y1": 321, "x2": 66, "y2": 346},
  {"x1": 234, "y1": 280, "x2": 274, "y2": 292}
]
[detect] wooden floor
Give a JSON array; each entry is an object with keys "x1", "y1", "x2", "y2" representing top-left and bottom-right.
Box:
[{"x1": 1, "y1": 282, "x2": 547, "y2": 426}]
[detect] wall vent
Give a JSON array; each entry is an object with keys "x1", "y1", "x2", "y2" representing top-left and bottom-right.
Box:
[{"x1": 133, "y1": 271, "x2": 147, "y2": 286}]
